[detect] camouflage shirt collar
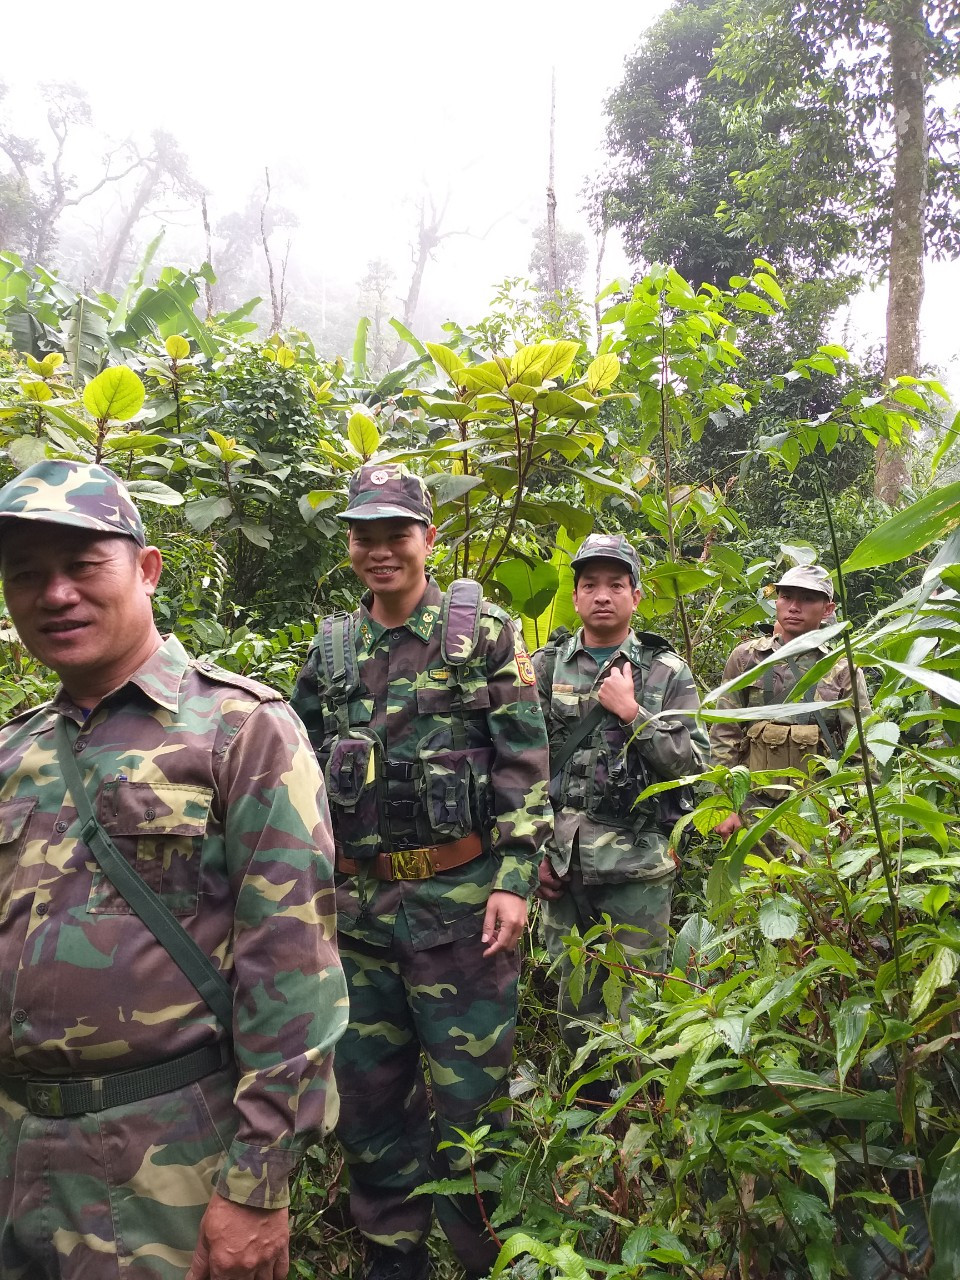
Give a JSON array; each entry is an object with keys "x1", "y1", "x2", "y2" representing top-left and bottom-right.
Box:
[
  {"x1": 356, "y1": 577, "x2": 443, "y2": 650},
  {"x1": 756, "y1": 630, "x2": 831, "y2": 657},
  {"x1": 51, "y1": 634, "x2": 188, "y2": 717},
  {"x1": 566, "y1": 626, "x2": 640, "y2": 663}
]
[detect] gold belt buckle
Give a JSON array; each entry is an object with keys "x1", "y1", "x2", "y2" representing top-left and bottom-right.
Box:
[{"x1": 391, "y1": 847, "x2": 435, "y2": 880}]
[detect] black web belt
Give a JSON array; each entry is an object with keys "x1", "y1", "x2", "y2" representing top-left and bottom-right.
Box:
[{"x1": 0, "y1": 1040, "x2": 231, "y2": 1117}]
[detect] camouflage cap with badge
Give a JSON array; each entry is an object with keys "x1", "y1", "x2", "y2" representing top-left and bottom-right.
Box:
[
  {"x1": 570, "y1": 532, "x2": 641, "y2": 586},
  {"x1": 0, "y1": 458, "x2": 146, "y2": 546},
  {"x1": 339, "y1": 463, "x2": 433, "y2": 525},
  {"x1": 774, "y1": 564, "x2": 834, "y2": 600}
]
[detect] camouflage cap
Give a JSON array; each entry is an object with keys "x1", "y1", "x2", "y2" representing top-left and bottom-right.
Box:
[
  {"x1": 571, "y1": 532, "x2": 640, "y2": 585},
  {"x1": 774, "y1": 564, "x2": 834, "y2": 600},
  {"x1": 0, "y1": 459, "x2": 146, "y2": 546},
  {"x1": 339, "y1": 462, "x2": 433, "y2": 525}
]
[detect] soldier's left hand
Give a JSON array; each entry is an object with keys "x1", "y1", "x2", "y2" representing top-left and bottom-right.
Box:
[
  {"x1": 482, "y1": 890, "x2": 527, "y2": 956},
  {"x1": 598, "y1": 665, "x2": 640, "y2": 723},
  {"x1": 187, "y1": 1193, "x2": 289, "y2": 1280}
]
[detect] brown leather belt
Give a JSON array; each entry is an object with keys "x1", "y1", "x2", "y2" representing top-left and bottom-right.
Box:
[{"x1": 336, "y1": 832, "x2": 484, "y2": 881}]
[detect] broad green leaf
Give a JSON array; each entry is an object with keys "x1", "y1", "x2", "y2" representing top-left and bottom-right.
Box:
[
  {"x1": 275, "y1": 345, "x2": 296, "y2": 369},
  {"x1": 348, "y1": 412, "x2": 380, "y2": 459},
  {"x1": 754, "y1": 271, "x2": 786, "y2": 306},
  {"x1": 586, "y1": 353, "x2": 620, "y2": 391},
  {"x1": 796, "y1": 1146, "x2": 835, "y2": 1205},
  {"x1": 510, "y1": 344, "x2": 546, "y2": 384},
  {"x1": 427, "y1": 474, "x2": 484, "y2": 505},
  {"x1": 931, "y1": 1142, "x2": 960, "y2": 1280},
  {"x1": 664, "y1": 1049, "x2": 693, "y2": 1116},
  {"x1": 843, "y1": 481, "x2": 960, "y2": 571},
  {"x1": 537, "y1": 340, "x2": 580, "y2": 381},
  {"x1": 909, "y1": 947, "x2": 959, "y2": 1020},
  {"x1": 425, "y1": 341, "x2": 465, "y2": 379},
  {"x1": 125, "y1": 479, "x2": 184, "y2": 507},
  {"x1": 7, "y1": 436, "x2": 48, "y2": 470},
  {"x1": 459, "y1": 362, "x2": 507, "y2": 393},
  {"x1": 759, "y1": 896, "x2": 800, "y2": 940},
  {"x1": 864, "y1": 720, "x2": 900, "y2": 764},
  {"x1": 82, "y1": 366, "x2": 145, "y2": 422},
  {"x1": 389, "y1": 317, "x2": 426, "y2": 358},
  {"x1": 832, "y1": 995, "x2": 871, "y2": 1086},
  {"x1": 20, "y1": 380, "x2": 51, "y2": 403},
  {"x1": 164, "y1": 334, "x2": 190, "y2": 360},
  {"x1": 622, "y1": 1227, "x2": 653, "y2": 1267},
  {"x1": 493, "y1": 557, "x2": 560, "y2": 620},
  {"x1": 183, "y1": 495, "x2": 232, "y2": 531}
]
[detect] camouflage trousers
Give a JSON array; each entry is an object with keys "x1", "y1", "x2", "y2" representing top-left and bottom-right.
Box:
[
  {"x1": 541, "y1": 865, "x2": 676, "y2": 1061},
  {"x1": 335, "y1": 908, "x2": 520, "y2": 1272},
  {"x1": 0, "y1": 1062, "x2": 238, "y2": 1279}
]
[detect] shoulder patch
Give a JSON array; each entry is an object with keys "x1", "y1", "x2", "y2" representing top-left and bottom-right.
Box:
[
  {"x1": 192, "y1": 660, "x2": 282, "y2": 702},
  {"x1": 516, "y1": 650, "x2": 536, "y2": 686}
]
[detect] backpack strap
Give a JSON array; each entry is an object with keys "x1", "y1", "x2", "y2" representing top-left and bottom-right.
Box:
[
  {"x1": 317, "y1": 611, "x2": 358, "y2": 738},
  {"x1": 54, "y1": 717, "x2": 234, "y2": 1032},
  {"x1": 439, "y1": 579, "x2": 484, "y2": 751}
]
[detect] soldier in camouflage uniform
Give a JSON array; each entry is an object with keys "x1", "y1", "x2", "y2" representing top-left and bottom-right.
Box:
[
  {"x1": 533, "y1": 534, "x2": 708, "y2": 1093},
  {"x1": 710, "y1": 564, "x2": 872, "y2": 839},
  {"x1": 291, "y1": 463, "x2": 550, "y2": 1280},
  {"x1": 0, "y1": 459, "x2": 348, "y2": 1280}
]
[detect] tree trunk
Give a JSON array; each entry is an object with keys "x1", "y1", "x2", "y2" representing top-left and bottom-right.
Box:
[
  {"x1": 876, "y1": 0, "x2": 928, "y2": 505},
  {"x1": 100, "y1": 165, "x2": 159, "y2": 294}
]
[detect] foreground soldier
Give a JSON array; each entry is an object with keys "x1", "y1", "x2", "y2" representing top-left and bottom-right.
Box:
[
  {"x1": 533, "y1": 535, "x2": 708, "y2": 1094},
  {"x1": 292, "y1": 463, "x2": 550, "y2": 1280},
  {"x1": 0, "y1": 460, "x2": 348, "y2": 1280},
  {"x1": 710, "y1": 564, "x2": 871, "y2": 836}
]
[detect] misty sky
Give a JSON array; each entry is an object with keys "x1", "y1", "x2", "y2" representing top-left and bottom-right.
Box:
[{"x1": 5, "y1": 0, "x2": 959, "y2": 395}]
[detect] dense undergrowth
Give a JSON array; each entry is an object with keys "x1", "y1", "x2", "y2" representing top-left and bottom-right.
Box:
[{"x1": 3, "y1": 251, "x2": 960, "y2": 1277}]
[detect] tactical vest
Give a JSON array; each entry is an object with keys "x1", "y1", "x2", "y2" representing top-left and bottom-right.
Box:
[
  {"x1": 543, "y1": 633, "x2": 694, "y2": 836},
  {"x1": 741, "y1": 652, "x2": 841, "y2": 799},
  {"x1": 315, "y1": 579, "x2": 493, "y2": 860}
]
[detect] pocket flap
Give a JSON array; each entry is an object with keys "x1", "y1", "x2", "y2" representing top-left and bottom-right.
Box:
[
  {"x1": 759, "y1": 722, "x2": 791, "y2": 747},
  {"x1": 100, "y1": 783, "x2": 212, "y2": 836},
  {"x1": 790, "y1": 724, "x2": 822, "y2": 747},
  {"x1": 325, "y1": 735, "x2": 377, "y2": 806},
  {"x1": 0, "y1": 796, "x2": 37, "y2": 843}
]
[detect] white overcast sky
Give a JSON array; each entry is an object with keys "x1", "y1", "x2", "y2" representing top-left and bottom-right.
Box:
[{"x1": 6, "y1": 0, "x2": 959, "y2": 397}]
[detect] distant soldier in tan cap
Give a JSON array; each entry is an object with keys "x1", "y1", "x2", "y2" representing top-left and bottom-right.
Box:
[{"x1": 710, "y1": 564, "x2": 871, "y2": 838}]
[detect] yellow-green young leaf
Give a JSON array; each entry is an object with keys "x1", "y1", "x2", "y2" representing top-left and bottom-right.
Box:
[
  {"x1": 348, "y1": 411, "x2": 380, "y2": 459},
  {"x1": 458, "y1": 362, "x2": 507, "y2": 393},
  {"x1": 164, "y1": 335, "x2": 190, "y2": 360},
  {"x1": 275, "y1": 345, "x2": 296, "y2": 369},
  {"x1": 20, "y1": 380, "x2": 52, "y2": 403},
  {"x1": 42, "y1": 352, "x2": 64, "y2": 372},
  {"x1": 425, "y1": 341, "x2": 465, "y2": 380},
  {"x1": 910, "y1": 947, "x2": 960, "y2": 1020},
  {"x1": 25, "y1": 354, "x2": 44, "y2": 375},
  {"x1": 538, "y1": 340, "x2": 581, "y2": 382},
  {"x1": 754, "y1": 271, "x2": 786, "y2": 307},
  {"x1": 82, "y1": 366, "x2": 145, "y2": 423},
  {"x1": 510, "y1": 344, "x2": 546, "y2": 384},
  {"x1": 586, "y1": 354, "x2": 620, "y2": 391}
]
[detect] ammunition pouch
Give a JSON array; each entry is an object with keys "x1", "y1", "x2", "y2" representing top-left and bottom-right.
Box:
[
  {"x1": 324, "y1": 730, "x2": 382, "y2": 860},
  {"x1": 418, "y1": 732, "x2": 493, "y2": 842},
  {"x1": 746, "y1": 720, "x2": 823, "y2": 799}
]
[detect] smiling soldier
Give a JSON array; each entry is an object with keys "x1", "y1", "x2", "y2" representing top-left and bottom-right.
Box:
[
  {"x1": 0, "y1": 458, "x2": 348, "y2": 1280},
  {"x1": 291, "y1": 462, "x2": 550, "y2": 1280},
  {"x1": 710, "y1": 564, "x2": 872, "y2": 838}
]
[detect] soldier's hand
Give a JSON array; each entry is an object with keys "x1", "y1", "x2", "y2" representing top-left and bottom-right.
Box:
[
  {"x1": 536, "y1": 855, "x2": 569, "y2": 902},
  {"x1": 482, "y1": 890, "x2": 527, "y2": 956},
  {"x1": 187, "y1": 1193, "x2": 289, "y2": 1280},
  {"x1": 714, "y1": 812, "x2": 744, "y2": 841},
  {"x1": 598, "y1": 665, "x2": 640, "y2": 723}
]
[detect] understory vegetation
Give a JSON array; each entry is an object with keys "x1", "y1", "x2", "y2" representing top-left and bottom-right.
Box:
[{"x1": 3, "y1": 251, "x2": 960, "y2": 1279}]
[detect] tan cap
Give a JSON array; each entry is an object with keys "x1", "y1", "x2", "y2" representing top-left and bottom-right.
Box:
[{"x1": 774, "y1": 565, "x2": 834, "y2": 600}]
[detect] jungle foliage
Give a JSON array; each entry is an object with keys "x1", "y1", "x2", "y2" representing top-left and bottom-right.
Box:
[{"x1": 2, "y1": 249, "x2": 960, "y2": 1279}]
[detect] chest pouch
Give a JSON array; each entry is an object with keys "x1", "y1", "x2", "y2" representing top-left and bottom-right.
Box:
[
  {"x1": 324, "y1": 729, "x2": 383, "y2": 860},
  {"x1": 417, "y1": 726, "x2": 493, "y2": 842}
]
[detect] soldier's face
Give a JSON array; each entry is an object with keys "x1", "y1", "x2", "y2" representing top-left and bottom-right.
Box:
[
  {"x1": 1, "y1": 524, "x2": 162, "y2": 699},
  {"x1": 775, "y1": 586, "x2": 835, "y2": 640},
  {"x1": 573, "y1": 563, "x2": 641, "y2": 642},
  {"x1": 348, "y1": 518, "x2": 437, "y2": 602}
]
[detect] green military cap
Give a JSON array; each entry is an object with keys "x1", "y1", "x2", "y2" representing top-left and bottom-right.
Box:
[
  {"x1": 0, "y1": 459, "x2": 146, "y2": 546},
  {"x1": 339, "y1": 462, "x2": 433, "y2": 525},
  {"x1": 570, "y1": 532, "x2": 640, "y2": 585},
  {"x1": 774, "y1": 564, "x2": 834, "y2": 600}
]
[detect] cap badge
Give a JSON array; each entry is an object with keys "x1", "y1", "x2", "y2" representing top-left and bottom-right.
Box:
[{"x1": 369, "y1": 470, "x2": 390, "y2": 485}]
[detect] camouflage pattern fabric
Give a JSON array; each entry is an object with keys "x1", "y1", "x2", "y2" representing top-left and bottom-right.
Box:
[
  {"x1": 709, "y1": 632, "x2": 873, "y2": 805},
  {"x1": 533, "y1": 628, "x2": 709, "y2": 884},
  {"x1": 541, "y1": 866, "x2": 675, "y2": 1056},
  {"x1": 0, "y1": 458, "x2": 145, "y2": 545},
  {"x1": 339, "y1": 462, "x2": 433, "y2": 525},
  {"x1": 0, "y1": 636, "x2": 348, "y2": 1277},
  {"x1": 292, "y1": 577, "x2": 551, "y2": 949},
  {"x1": 335, "y1": 911, "x2": 519, "y2": 1270},
  {"x1": 291, "y1": 577, "x2": 549, "y2": 1268}
]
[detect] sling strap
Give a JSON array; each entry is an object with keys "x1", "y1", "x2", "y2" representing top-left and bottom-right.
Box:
[
  {"x1": 54, "y1": 717, "x2": 234, "y2": 1032},
  {"x1": 550, "y1": 703, "x2": 607, "y2": 778}
]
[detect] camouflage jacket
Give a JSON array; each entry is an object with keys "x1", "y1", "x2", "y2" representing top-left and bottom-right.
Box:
[
  {"x1": 291, "y1": 578, "x2": 551, "y2": 951},
  {"x1": 0, "y1": 636, "x2": 348, "y2": 1210},
  {"x1": 709, "y1": 632, "x2": 872, "y2": 803},
  {"x1": 533, "y1": 628, "x2": 709, "y2": 884}
]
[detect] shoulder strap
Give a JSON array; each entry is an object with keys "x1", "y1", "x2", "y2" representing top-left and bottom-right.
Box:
[
  {"x1": 785, "y1": 657, "x2": 841, "y2": 759},
  {"x1": 318, "y1": 612, "x2": 358, "y2": 737},
  {"x1": 54, "y1": 717, "x2": 234, "y2": 1033},
  {"x1": 440, "y1": 579, "x2": 484, "y2": 752},
  {"x1": 550, "y1": 703, "x2": 606, "y2": 779}
]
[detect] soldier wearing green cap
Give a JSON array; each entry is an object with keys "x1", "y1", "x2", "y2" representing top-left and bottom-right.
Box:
[
  {"x1": 291, "y1": 461, "x2": 551, "y2": 1280},
  {"x1": 532, "y1": 533, "x2": 708, "y2": 1099},
  {"x1": 710, "y1": 563, "x2": 872, "y2": 838},
  {"x1": 0, "y1": 459, "x2": 348, "y2": 1280}
]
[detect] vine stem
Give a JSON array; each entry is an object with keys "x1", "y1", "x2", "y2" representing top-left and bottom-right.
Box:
[
  {"x1": 812, "y1": 461, "x2": 905, "y2": 1016},
  {"x1": 659, "y1": 322, "x2": 694, "y2": 666}
]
